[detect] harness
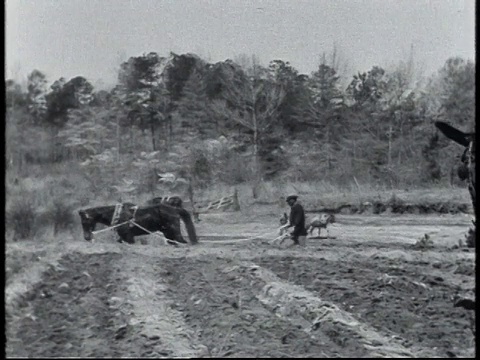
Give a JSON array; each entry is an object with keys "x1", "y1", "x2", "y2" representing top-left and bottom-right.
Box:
[
  {"x1": 131, "y1": 206, "x2": 138, "y2": 218},
  {"x1": 127, "y1": 206, "x2": 139, "y2": 228},
  {"x1": 110, "y1": 204, "x2": 123, "y2": 226}
]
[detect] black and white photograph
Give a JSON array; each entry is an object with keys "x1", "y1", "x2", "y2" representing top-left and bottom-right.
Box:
[{"x1": 5, "y1": 0, "x2": 475, "y2": 357}]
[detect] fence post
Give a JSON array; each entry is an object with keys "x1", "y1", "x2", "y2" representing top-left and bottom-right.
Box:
[
  {"x1": 232, "y1": 187, "x2": 240, "y2": 211},
  {"x1": 216, "y1": 197, "x2": 225, "y2": 209}
]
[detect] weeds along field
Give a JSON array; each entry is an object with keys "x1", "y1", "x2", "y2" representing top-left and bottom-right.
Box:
[
  {"x1": 5, "y1": 159, "x2": 474, "y2": 243},
  {"x1": 5, "y1": 168, "x2": 476, "y2": 358}
]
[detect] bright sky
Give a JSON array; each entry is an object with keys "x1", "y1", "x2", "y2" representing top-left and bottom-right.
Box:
[{"x1": 5, "y1": 0, "x2": 475, "y2": 89}]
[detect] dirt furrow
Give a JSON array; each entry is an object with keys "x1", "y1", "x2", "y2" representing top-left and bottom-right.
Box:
[
  {"x1": 118, "y1": 252, "x2": 205, "y2": 358},
  {"x1": 254, "y1": 255, "x2": 475, "y2": 358},
  {"x1": 5, "y1": 212, "x2": 475, "y2": 358},
  {"x1": 6, "y1": 252, "x2": 128, "y2": 357},
  {"x1": 245, "y1": 262, "x2": 414, "y2": 358},
  {"x1": 159, "y1": 256, "x2": 374, "y2": 357},
  {"x1": 5, "y1": 251, "x2": 203, "y2": 358}
]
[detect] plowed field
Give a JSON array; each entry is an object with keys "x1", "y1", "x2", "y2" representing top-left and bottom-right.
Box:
[{"x1": 5, "y1": 213, "x2": 476, "y2": 358}]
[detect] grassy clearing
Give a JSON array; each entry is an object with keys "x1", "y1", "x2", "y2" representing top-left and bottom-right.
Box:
[
  {"x1": 232, "y1": 180, "x2": 472, "y2": 211},
  {"x1": 5, "y1": 159, "x2": 473, "y2": 244}
]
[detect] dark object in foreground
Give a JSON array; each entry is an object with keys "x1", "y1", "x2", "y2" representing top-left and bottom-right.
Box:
[
  {"x1": 454, "y1": 297, "x2": 476, "y2": 311},
  {"x1": 435, "y1": 121, "x2": 475, "y2": 247}
]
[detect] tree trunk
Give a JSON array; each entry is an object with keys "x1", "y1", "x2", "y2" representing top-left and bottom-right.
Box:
[
  {"x1": 352, "y1": 139, "x2": 356, "y2": 161},
  {"x1": 116, "y1": 116, "x2": 120, "y2": 161},
  {"x1": 168, "y1": 114, "x2": 173, "y2": 150},
  {"x1": 252, "y1": 80, "x2": 263, "y2": 198},
  {"x1": 326, "y1": 127, "x2": 332, "y2": 170},
  {"x1": 130, "y1": 126, "x2": 134, "y2": 152},
  {"x1": 252, "y1": 112, "x2": 262, "y2": 199},
  {"x1": 187, "y1": 178, "x2": 200, "y2": 222},
  {"x1": 150, "y1": 121, "x2": 156, "y2": 151},
  {"x1": 387, "y1": 122, "x2": 393, "y2": 168}
]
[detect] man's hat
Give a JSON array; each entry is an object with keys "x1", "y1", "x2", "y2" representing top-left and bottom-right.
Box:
[{"x1": 286, "y1": 195, "x2": 298, "y2": 202}]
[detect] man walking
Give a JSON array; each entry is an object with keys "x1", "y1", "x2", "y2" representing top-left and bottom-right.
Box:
[{"x1": 281, "y1": 194, "x2": 307, "y2": 246}]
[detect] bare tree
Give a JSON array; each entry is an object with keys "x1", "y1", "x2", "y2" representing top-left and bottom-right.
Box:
[{"x1": 211, "y1": 56, "x2": 285, "y2": 196}]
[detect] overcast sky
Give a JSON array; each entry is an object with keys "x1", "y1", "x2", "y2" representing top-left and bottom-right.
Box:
[{"x1": 5, "y1": 0, "x2": 475, "y2": 89}]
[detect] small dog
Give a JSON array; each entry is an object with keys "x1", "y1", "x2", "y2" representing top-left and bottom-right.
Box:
[{"x1": 306, "y1": 214, "x2": 336, "y2": 237}]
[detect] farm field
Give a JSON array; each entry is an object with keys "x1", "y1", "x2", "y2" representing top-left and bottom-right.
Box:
[
  {"x1": 5, "y1": 0, "x2": 475, "y2": 357},
  {"x1": 5, "y1": 211, "x2": 476, "y2": 358}
]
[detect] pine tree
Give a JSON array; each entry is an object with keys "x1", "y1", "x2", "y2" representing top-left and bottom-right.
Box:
[{"x1": 176, "y1": 68, "x2": 216, "y2": 138}]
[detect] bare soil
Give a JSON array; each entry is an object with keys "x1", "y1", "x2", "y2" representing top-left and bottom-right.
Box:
[{"x1": 5, "y1": 211, "x2": 476, "y2": 358}]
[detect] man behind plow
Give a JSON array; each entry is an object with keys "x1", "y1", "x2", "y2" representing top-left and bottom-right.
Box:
[{"x1": 280, "y1": 194, "x2": 308, "y2": 247}]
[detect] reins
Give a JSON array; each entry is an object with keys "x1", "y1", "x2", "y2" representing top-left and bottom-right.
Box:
[
  {"x1": 91, "y1": 220, "x2": 131, "y2": 235},
  {"x1": 110, "y1": 203, "x2": 124, "y2": 226}
]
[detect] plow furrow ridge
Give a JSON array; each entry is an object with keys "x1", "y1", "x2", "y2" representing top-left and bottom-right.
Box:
[
  {"x1": 243, "y1": 262, "x2": 416, "y2": 358},
  {"x1": 121, "y1": 258, "x2": 204, "y2": 358}
]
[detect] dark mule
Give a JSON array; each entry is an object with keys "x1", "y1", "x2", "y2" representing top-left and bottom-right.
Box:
[
  {"x1": 435, "y1": 121, "x2": 475, "y2": 247},
  {"x1": 78, "y1": 202, "x2": 198, "y2": 245},
  {"x1": 116, "y1": 203, "x2": 198, "y2": 245},
  {"x1": 78, "y1": 202, "x2": 136, "y2": 241}
]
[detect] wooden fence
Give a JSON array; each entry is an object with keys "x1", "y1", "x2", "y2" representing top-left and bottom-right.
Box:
[{"x1": 193, "y1": 188, "x2": 240, "y2": 214}]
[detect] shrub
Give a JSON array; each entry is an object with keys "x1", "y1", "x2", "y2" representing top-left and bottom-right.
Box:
[
  {"x1": 49, "y1": 199, "x2": 77, "y2": 235},
  {"x1": 6, "y1": 196, "x2": 36, "y2": 240},
  {"x1": 412, "y1": 233, "x2": 434, "y2": 250},
  {"x1": 465, "y1": 222, "x2": 475, "y2": 248},
  {"x1": 186, "y1": 145, "x2": 213, "y2": 189},
  {"x1": 219, "y1": 153, "x2": 252, "y2": 184}
]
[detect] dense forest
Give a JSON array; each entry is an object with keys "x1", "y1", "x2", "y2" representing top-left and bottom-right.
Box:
[{"x1": 5, "y1": 51, "x2": 475, "y2": 200}]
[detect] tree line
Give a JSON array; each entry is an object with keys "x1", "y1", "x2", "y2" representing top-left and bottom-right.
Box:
[{"x1": 6, "y1": 51, "x2": 475, "y2": 189}]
